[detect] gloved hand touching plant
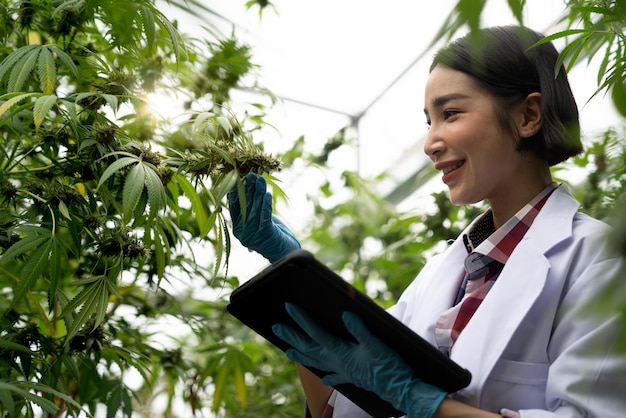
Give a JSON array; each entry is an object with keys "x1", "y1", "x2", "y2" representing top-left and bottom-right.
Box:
[{"x1": 228, "y1": 172, "x2": 300, "y2": 263}]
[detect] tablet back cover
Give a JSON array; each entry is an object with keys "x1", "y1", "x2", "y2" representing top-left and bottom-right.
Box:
[{"x1": 227, "y1": 249, "x2": 471, "y2": 418}]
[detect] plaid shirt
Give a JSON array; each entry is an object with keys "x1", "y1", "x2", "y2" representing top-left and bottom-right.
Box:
[
  {"x1": 313, "y1": 183, "x2": 558, "y2": 418},
  {"x1": 434, "y1": 183, "x2": 557, "y2": 355}
]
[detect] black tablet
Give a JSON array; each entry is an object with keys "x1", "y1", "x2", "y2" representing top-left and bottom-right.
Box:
[{"x1": 227, "y1": 249, "x2": 471, "y2": 418}]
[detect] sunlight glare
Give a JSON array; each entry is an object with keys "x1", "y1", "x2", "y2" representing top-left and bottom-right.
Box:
[{"x1": 146, "y1": 90, "x2": 186, "y2": 123}]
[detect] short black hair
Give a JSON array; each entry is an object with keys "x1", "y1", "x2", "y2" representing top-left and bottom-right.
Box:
[{"x1": 430, "y1": 25, "x2": 582, "y2": 166}]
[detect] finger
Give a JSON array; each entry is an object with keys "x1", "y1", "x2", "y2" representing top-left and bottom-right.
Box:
[
  {"x1": 244, "y1": 171, "x2": 259, "y2": 183},
  {"x1": 227, "y1": 184, "x2": 242, "y2": 219},
  {"x1": 226, "y1": 181, "x2": 245, "y2": 214},
  {"x1": 272, "y1": 323, "x2": 313, "y2": 350},
  {"x1": 285, "y1": 303, "x2": 337, "y2": 347},
  {"x1": 284, "y1": 348, "x2": 329, "y2": 371},
  {"x1": 274, "y1": 324, "x2": 329, "y2": 370},
  {"x1": 321, "y1": 373, "x2": 347, "y2": 387},
  {"x1": 245, "y1": 175, "x2": 267, "y2": 227},
  {"x1": 259, "y1": 192, "x2": 274, "y2": 226},
  {"x1": 243, "y1": 173, "x2": 260, "y2": 215},
  {"x1": 341, "y1": 311, "x2": 380, "y2": 348},
  {"x1": 342, "y1": 312, "x2": 409, "y2": 372}
]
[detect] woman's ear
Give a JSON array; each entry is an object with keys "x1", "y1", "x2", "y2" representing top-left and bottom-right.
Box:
[{"x1": 517, "y1": 92, "x2": 542, "y2": 138}]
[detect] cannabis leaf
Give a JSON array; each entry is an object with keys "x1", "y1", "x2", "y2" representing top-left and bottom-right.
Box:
[{"x1": 0, "y1": 44, "x2": 79, "y2": 94}]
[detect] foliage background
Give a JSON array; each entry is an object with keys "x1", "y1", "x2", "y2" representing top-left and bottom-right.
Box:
[{"x1": 0, "y1": 0, "x2": 624, "y2": 417}]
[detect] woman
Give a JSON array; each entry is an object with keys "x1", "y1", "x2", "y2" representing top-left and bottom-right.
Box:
[{"x1": 228, "y1": 25, "x2": 625, "y2": 418}]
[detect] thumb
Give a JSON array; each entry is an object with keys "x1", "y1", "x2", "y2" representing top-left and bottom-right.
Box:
[{"x1": 321, "y1": 373, "x2": 346, "y2": 387}]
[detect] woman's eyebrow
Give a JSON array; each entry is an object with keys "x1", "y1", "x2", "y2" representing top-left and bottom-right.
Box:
[{"x1": 423, "y1": 93, "x2": 471, "y2": 115}]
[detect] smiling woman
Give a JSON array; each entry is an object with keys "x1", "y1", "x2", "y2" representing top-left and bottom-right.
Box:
[{"x1": 423, "y1": 65, "x2": 551, "y2": 226}]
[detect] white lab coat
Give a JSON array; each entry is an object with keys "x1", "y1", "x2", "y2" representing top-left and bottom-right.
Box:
[{"x1": 331, "y1": 185, "x2": 626, "y2": 417}]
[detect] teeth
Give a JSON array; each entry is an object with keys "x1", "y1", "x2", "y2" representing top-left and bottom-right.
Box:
[{"x1": 442, "y1": 161, "x2": 464, "y2": 174}]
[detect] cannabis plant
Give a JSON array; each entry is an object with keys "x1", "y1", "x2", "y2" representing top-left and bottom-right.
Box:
[{"x1": 0, "y1": 0, "x2": 291, "y2": 416}]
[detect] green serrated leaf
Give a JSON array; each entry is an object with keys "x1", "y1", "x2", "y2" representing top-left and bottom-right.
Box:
[
  {"x1": 63, "y1": 279, "x2": 98, "y2": 314},
  {"x1": 48, "y1": 239, "x2": 63, "y2": 307},
  {"x1": 0, "y1": 92, "x2": 37, "y2": 117},
  {"x1": 210, "y1": 145, "x2": 238, "y2": 171},
  {"x1": 0, "y1": 45, "x2": 38, "y2": 81},
  {"x1": 105, "y1": 275, "x2": 122, "y2": 301},
  {"x1": 61, "y1": 353, "x2": 80, "y2": 380},
  {"x1": 0, "y1": 229, "x2": 50, "y2": 262},
  {"x1": 123, "y1": 163, "x2": 146, "y2": 222},
  {"x1": 212, "y1": 212, "x2": 223, "y2": 277},
  {"x1": 175, "y1": 174, "x2": 210, "y2": 236},
  {"x1": 60, "y1": 97, "x2": 79, "y2": 126},
  {"x1": 74, "y1": 91, "x2": 97, "y2": 104},
  {"x1": 429, "y1": 0, "x2": 486, "y2": 48},
  {"x1": 8, "y1": 46, "x2": 40, "y2": 92},
  {"x1": 153, "y1": 227, "x2": 165, "y2": 279},
  {"x1": 46, "y1": 45, "x2": 79, "y2": 78},
  {"x1": 192, "y1": 111, "x2": 216, "y2": 133},
  {"x1": 139, "y1": 6, "x2": 156, "y2": 52},
  {"x1": 233, "y1": 351, "x2": 247, "y2": 407},
  {"x1": 13, "y1": 238, "x2": 55, "y2": 305},
  {"x1": 100, "y1": 93, "x2": 119, "y2": 111},
  {"x1": 213, "y1": 170, "x2": 238, "y2": 202},
  {"x1": 0, "y1": 381, "x2": 59, "y2": 414},
  {"x1": 107, "y1": 383, "x2": 122, "y2": 418},
  {"x1": 97, "y1": 156, "x2": 139, "y2": 190},
  {"x1": 166, "y1": 180, "x2": 181, "y2": 214},
  {"x1": 27, "y1": 381, "x2": 92, "y2": 417},
  {"x1": 64, "y1": 282, "x2": 101, "y2": 342},
  {"x1": 212, "y1": 358, "x2": 230, "y2": 411},
  {"x1": 73, "y1": 275, "x2": 104, "y2": 286},
  {"x1": 0, "y1": 339, "x2": 37, "y2": 355},
  {"x1": 533, "y1": 29, "x2": 588, "y2": 46},
  {"x1": 565, "y1": 40, "x2": 587, "y2": 73},
  {"x1": 37, "y1": 47, "x2": 56, "y2": 95},
  {"x1": 132, "y1": 187, "x2": 149, "y2": 225},
  {"x1": 122, "y1": 385, "x2": 133, "y2": 416},
  {"x1": 152, "y1": 7, "x2": 185, "y2": 62},
  {"x1": 612, "y1": 77, "x2": 626, "y2": 118},
  {"x1": 216, "y1": 115, "x2": 232, "y2": 133},
  {"x1": 143, "y1": 162, "x2": 166, "y2": 217},
  {"x1": 457, "y1": 0, "x2": 486, "y2": 32},
  {"x1": 0, "y1": 387, "x2": 15, "y2": 417},
  {"x1": 101, "y1": 346, "x2": 151, "y2": 384},
  {"x1": 93, "y1": 277, "x2": 109, "y2": 329},
  {"x1": 506, "y1": 0, "x2": 525, "y2": 23},
  {"x1": 33, "y1": 94, "x2": 58, "y2": 132}
]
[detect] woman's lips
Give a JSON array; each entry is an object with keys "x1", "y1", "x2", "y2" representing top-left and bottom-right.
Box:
[
  {"x1": 436, "y1": 160, "x2": 466, "y2": 184},
  {"x1": 441, "y1": 160, "x2": 465, "y2": 174}
]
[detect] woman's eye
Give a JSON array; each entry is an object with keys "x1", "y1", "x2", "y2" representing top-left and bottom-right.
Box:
[{"x1": 443, "y1": 110, "x2": 459, "y2": 120}]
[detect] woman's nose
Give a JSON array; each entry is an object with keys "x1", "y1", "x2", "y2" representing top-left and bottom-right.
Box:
[{"x1": 423, "y1": 127, "x2": 445, "y2": 160}]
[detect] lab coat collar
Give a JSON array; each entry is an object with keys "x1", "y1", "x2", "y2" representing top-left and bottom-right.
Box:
[{"x1": 449, "y1": 185, "x2": 580, "y2": 403}]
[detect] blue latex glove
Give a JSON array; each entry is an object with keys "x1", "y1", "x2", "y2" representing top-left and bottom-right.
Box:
[
  {"x1": 228, "y1": 172, "x2": 301, "y2": 263},
  {"x1": 272, "y1": 303, "x2": 447, "y2": 418}
]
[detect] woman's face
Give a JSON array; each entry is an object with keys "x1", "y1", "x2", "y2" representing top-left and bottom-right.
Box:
[{"x1": 423, "y1": 65, "x2": 529, "y2": 208}]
